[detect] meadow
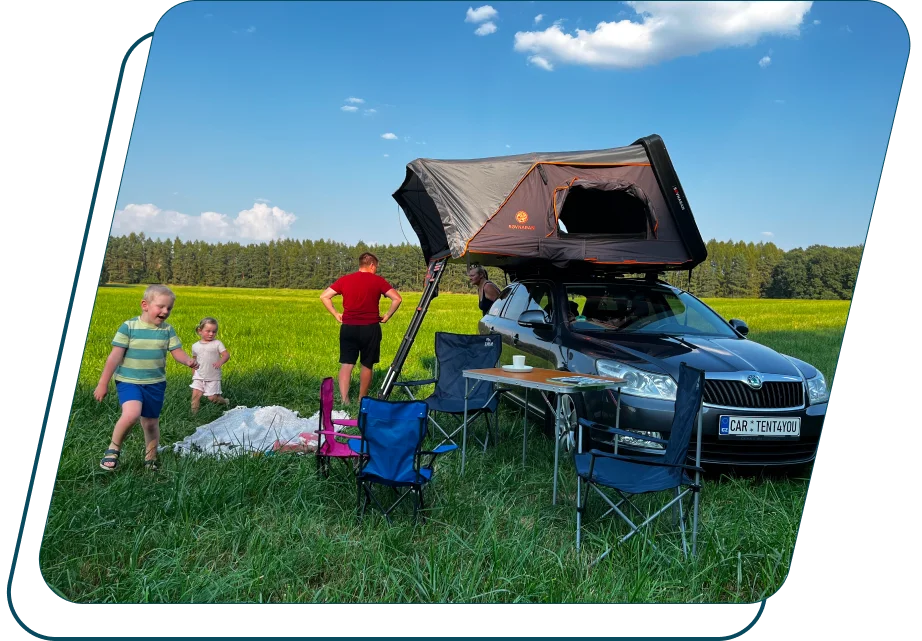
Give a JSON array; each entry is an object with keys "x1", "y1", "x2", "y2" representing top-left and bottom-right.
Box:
[{"x1": 40, "y1": 285, "x2": 849, "y2": 603}]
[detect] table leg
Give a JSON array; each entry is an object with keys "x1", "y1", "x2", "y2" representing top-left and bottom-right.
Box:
[
  {"x1": 462, "y1": 377, "x2": 469, "y2": 475},
  {"x1": 553, "y1": 392, "x2": 562, "y2": 505},
  {"x1": 522, "y1": 388, "x2": 528, "y2": 467}
]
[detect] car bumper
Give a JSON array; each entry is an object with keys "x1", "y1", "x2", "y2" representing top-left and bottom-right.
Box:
[{"x1": 582, "y1": 391, "x2": 826, "y2": 466}]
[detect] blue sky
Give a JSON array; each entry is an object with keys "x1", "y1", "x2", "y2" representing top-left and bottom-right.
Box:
[{"x1": 113, "y1": 1, "x2": 909, "y2": 251}]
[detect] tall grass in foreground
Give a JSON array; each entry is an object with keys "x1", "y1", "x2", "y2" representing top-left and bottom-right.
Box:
[{"x1": 40, "y1": 286, "x2": 850, "y2": 603}]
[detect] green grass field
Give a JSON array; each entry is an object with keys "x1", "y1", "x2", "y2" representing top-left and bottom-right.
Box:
[{"x1": 40, "y1": 285, "x2": 849, "y2": 603}]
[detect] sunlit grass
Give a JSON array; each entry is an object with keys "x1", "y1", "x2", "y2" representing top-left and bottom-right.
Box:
[{"x1": 41, "y1": 285, "x2": 849, "y2": 603}]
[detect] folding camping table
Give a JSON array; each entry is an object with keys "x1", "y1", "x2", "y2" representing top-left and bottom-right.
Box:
[{"x1": 461, "y1": 367, "x2": 625, "y2": 504}]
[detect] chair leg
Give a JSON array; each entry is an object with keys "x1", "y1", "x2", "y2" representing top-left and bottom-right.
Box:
[
  {"x1": 415, "y1": 487, "x2": 427, "y2": 522},
  {"x1": 677, "y1": 489, "x2": 688, "y2": 560},
  {"x1": 576, "y1": 476, "x2": 583, "y2": 552},
  {"x1": 692, "y1": 490, "x2": 700, "y2": 558}
]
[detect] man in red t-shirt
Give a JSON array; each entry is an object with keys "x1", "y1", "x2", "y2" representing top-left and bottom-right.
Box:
[{"x1": 320, "y1": 252, "x2": 402, "y2": 404}]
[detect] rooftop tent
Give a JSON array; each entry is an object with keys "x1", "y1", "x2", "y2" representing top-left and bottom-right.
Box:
[{"x1": 393, "y1": 135, "x2": 707, "y2": 271}]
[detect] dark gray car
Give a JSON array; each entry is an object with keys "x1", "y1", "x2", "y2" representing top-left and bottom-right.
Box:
[{"x1": 479, "y1": 272, "x2": 828, "y2": 466}]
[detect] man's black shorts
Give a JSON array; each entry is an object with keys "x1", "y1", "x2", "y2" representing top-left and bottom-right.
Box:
[{"x1": 339, "y1": 323, "x2": 382, "y2": 368}]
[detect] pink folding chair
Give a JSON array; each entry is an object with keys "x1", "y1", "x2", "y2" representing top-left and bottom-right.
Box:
[{"x1": 316, "y1": 377, "x2": 362, "y2": 477}]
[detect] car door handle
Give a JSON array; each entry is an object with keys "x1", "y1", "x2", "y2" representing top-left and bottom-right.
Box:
[{"x1": 512, "y1": 333, "x2": 519, "y2": 345}]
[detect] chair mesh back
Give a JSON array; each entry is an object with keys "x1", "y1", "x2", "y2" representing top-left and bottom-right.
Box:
[
  {"x1": 664, "y1": 363, "x2": 705, "y2": 467},
  {"x1": 434, "y1": 332, "x2": 502, "y2": 406},
  {"x1": 359, "y1": 397, "x2": 428, "y2": 484}
]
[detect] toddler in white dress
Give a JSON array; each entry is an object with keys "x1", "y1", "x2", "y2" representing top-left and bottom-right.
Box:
[{"x1": 190, "y1": 316, "x2": 231, "y2": 413}]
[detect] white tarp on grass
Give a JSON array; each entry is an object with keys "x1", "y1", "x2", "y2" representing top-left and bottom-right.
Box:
[{"x1": 172, "y1": 405, "x2": 354, "y2": 457}]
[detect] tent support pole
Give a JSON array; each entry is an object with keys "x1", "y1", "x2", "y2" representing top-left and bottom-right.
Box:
[{"x1": 379, "y1": 256, "x2": 448, "y2": 400}]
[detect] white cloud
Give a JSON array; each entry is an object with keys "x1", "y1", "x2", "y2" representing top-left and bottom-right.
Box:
[
  {"x1": 341, "y1": 105, "x2": 359, "y2": 112},
  {"x1": 813, "y1": 19, "x2": 821, "y2": 25},
  {"x1": 843, "y1": 25, "x2": 852, "y2": 34},
  {"x1": 381, "y1": 132, "x2": 398, "y2": 140},
  {"x1": 528, "y1": 55, "x2": 554, "y2": 71},
  {"x1": 761, "y1": 231, "x2": 775, "y2": 237},
  {"x1": 475, "y1": 21, "x2": 498, "y2": 36},
  {"x1": 345, "y1": 97, "x2": 365, "y2": 104},
  {"x1": 513, "y1": 1, "x2": 813, "y2": 70},
  {"x1": 255, "y1": 198, "x2": 271, "y2": 203},
  {"x1": 383, "y1": 154, "x2": 389, "y2": 157},
  {"x1": 758, "y1": 55, "x2": 772, "y2": 68},
  {"x1": 246, "y1": 26, "x2": 256, "y2": 33},
  {"x1": 364, "y1": 108, "x2": 377, "y2": 115},
  {"x1": 465, "y1": 6, "x2": 498, "y2": 23},
  {"x1": 534, "y1": 14, "x2": 544, "y2": 25},
  {"x1": 112, "y1": 203, "x2": 296, "y2": 242},
  {"x1": 774, "y1": 99, "x2": 786, "y2": 104},
  {"x1": 505, "y1": 144, "x2": 511, "y2": 148}
]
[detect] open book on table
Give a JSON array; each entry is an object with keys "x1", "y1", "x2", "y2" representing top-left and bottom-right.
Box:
[{"x1": 546, "y1": 375, "x2": 612, "y2": 387}]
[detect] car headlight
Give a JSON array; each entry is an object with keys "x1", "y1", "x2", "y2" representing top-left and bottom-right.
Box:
[
  {"x1": 806, "y1": 371, "x2": 829, "y2": 404},
  {"x1": 596, "y1": 360, "x2": 677, "y2": 401}
]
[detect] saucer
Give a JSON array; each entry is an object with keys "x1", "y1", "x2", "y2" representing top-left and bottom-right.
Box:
[{"x1": 502, "y1": 364, "x2": 533, "y2": 372}]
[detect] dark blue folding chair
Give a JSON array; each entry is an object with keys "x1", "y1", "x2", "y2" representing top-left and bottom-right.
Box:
[
  {"x1": 354, "y1": 397, "x2": 457, "y2": 523},
  {"x1": 574, "y1": 363, "x2": 706, "y2": 565},
  {"x1": 394, "y1": 332, "x2": 503, "y2": 454}
]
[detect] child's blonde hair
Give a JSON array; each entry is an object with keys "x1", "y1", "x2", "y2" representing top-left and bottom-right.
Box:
[
  {"x1": 143, "y1": 284, "x2": 176, "y2": 303},
  {"x1": 196, "y1": 317, "x2": 219, "y2": 334}
]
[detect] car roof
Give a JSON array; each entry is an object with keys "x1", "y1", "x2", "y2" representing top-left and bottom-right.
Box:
[{"x1": 505, "y1": 276, "x2": 684, "y2": 295}]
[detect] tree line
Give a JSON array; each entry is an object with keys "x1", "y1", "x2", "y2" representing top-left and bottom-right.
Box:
[{"x1": 100, "y1": 234, "x2": 863, "y2": 300}]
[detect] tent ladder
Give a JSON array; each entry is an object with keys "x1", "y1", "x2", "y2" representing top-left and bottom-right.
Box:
[{"x1": 378, "y1": 256, "x2": 448, "y2": 400}]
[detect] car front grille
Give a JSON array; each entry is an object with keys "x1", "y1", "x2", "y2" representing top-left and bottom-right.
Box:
[{"x1": 704, "y1": 380, "x2": 804, "y2": 409}]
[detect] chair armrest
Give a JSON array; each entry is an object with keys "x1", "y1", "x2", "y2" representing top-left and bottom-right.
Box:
[
  {"x1": 317, "y1": 429, "x2": 362, "y2": 440},
  {"x1": 332, "y1": 418, "x2": 358, "y2": 427},
  {"x1": 578, "y1": 418, "x2": 669, "y2": 446},
  {"x1": 394, "y1": 378, "x2": 437, "y2": 388},
  {"x1": 422, "y1": 444, "x2": 458, "y2": 456},
  {"x1": 588, "y1": 449, "x2": 704, "y2": 474}
]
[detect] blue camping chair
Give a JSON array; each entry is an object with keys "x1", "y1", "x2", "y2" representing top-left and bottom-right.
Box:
[
  {"x1": 354, "y1": 397, "x2": 457, "y2": 522},
  {"x1": 394, "y1": 332, "x2": 503, "y2": 453},
  {"x1": 574, "y1": 363, "x2": 706, "y2": 564}
]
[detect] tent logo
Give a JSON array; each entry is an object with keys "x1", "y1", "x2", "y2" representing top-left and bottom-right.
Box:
[
  {"x1": 509, "y1": 210, "x2": 535, "y2": 231},
  {"x1": 672, "y1": 186, "x2": 686, "y2": 211}
]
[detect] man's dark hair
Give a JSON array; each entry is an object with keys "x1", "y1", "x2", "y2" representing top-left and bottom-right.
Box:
[{"x1": 359, "y1": 252, "x2": 379, "y2": 268}]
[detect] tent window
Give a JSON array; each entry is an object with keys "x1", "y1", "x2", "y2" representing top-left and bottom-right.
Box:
[{"x1": 558, "y1": 187, "x2": 652, "y2": 239}]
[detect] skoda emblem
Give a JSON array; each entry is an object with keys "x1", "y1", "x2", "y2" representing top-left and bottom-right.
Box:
[{"x1": 746, "y1": 374, "x2": 763, "y2": 390}]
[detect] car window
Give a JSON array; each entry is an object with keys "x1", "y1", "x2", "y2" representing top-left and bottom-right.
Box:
[
  {"x1": 488, "y1": 285, "x2": 514, "y2": 316},
  {"x1": 564, "y1": 283, "x2": 737, "y2": 337},
  {"x1": 500, "y1": 284, "x2": 529, "y2": 320},
  {"x1": 523, "y1": 282, "x2": 553, "y2": 319},
  {"x1": 502, "y1": 282, "x2": 553, "y2": 322}
]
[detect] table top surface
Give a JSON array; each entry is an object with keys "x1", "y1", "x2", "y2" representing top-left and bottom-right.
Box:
[{"x1": 463, "y1": 367, "x2": 625, "y2": 388}]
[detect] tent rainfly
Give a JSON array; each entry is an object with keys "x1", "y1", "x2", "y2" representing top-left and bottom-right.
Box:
[{"x1": 393, "y1": 134, "x2": 707, "y2": 272}]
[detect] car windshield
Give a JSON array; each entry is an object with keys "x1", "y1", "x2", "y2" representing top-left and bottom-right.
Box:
[{"x1": 564, "y1": 283, "x2": 739, "y2": 338}]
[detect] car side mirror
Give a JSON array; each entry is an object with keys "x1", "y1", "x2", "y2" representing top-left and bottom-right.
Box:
[
  {"x1": 729, "y1": 319, "x2": 749, "y2": 336},
  {"x1": 518, "y1": 309, "x2": 552, "y2": 330}
]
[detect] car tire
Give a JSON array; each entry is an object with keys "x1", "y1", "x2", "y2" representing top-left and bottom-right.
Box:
[{"x1": 541, "y1": 392, "x2": 596, "y2": 452}]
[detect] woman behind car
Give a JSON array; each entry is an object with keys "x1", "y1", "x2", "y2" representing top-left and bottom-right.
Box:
[{"x1": 468, "y1": 264, "x2": 502, "y2": 315}]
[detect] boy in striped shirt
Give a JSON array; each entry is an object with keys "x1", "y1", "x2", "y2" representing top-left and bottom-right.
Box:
[{"x1": 94, "y1": 284, "x2": 198, "y2": 471}]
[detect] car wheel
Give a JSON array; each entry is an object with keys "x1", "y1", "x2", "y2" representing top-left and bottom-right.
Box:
[{"x1": 542, "y1": 392, "x2": 588, "y2": 452}]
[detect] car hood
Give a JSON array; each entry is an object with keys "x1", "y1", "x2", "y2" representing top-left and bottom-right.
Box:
[{"x1": 573, "y1": 332, "x2": 805, "y2": 379}]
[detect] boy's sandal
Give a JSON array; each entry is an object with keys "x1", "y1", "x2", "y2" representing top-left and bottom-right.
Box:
[
  {"x1": 144, "y1": 458, "x2": 161, "y2": 472},
  {"x1": 99, "y1": 449, "x2": 121, "y2": 471}
]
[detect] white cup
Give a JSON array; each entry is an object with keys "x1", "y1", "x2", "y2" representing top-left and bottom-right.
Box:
[{"x1": 512, "y1": 355, "x2": 526, "y2": 369}]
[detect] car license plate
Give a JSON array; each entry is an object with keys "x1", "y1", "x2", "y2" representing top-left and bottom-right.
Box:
[{"x1": 719, "y1": 415, "x2": 800, "y2": 437}]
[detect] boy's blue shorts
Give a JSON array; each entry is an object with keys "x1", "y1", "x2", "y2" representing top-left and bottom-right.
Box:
[{"x1": 115, "y1": 381, "x2": 167, "y2": 419}]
